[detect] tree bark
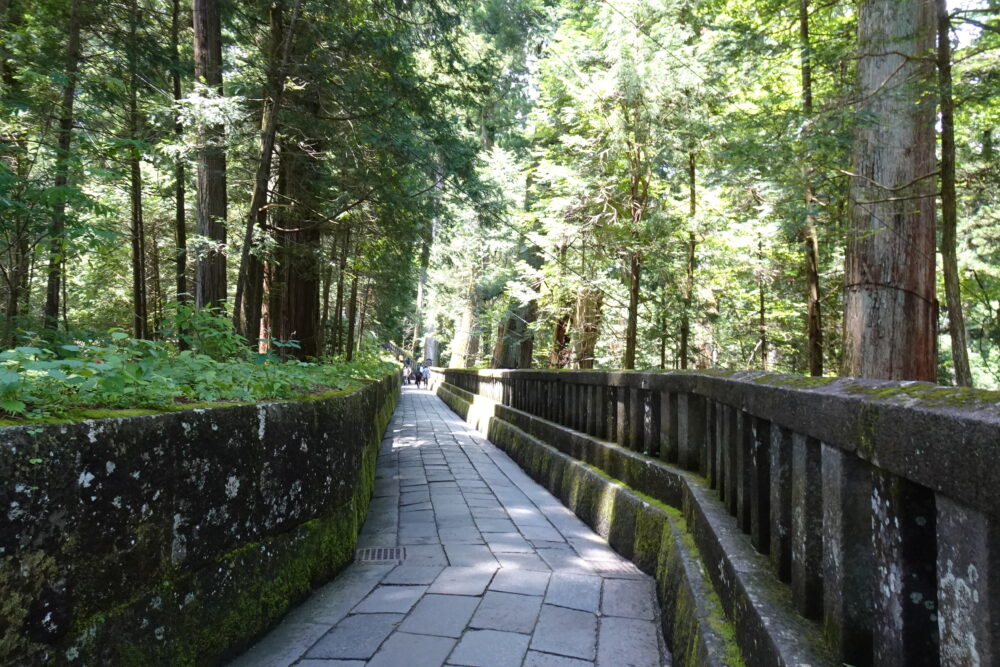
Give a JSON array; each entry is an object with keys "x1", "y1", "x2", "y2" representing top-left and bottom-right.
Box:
[
  {"x1": 192, "y1": 0, "x2": 227, "y2": 311},
  {"x1": 43, "y1": 0, "x2": 83, "y2": 330},
  {"x1": 937, "y1": 0, "x2": 972, "y2": 386},
  {"x1": 450, "y1": 284, "x2": 479, "y2": 368},
  {"x1": 332, "y1": 225, "x2": 350, "y2": 356},
  {"x1": 679, "y1": 153, "x2": 697, "y2": 369},
  {"x1": 549, "y1": 309, "x2": 571, "y2": 368},
  {"x1": 800, "y1": 0, "x2": 824, "y2": 376},
  {"x1": 356, "y1": 280, "x2": 370, "y2": 354},
  {"x1": 573, "y1": 288, "x2": 603, "y2": 369},
  {"x1": 623, "y1": 249, "x2": 641, "y2": 369},
  {"x1": 345, "y1": 269, "x2": 358, "y2": 362},
  {"x1": 318, "y1": 248, "x2": 333, "y2": 355},
  {"x1": 518, "y1": 300, "x2": 536, "y2": 368},
  {"x1": 172, "y1": 0, "x2": 188, "y2": 305},
  {"x1": 843, "y1": 0, "x2": 937, "y2": 381},
  {"x1": 268, "y1": 144, "x2": 320, "y2": 358},
  {"x1": 1, "y1": 0, "x2": 28, "y2": 341},
  {"x1": 129, "y1": 0, "x2": 148, "y2": 339},
  {"x1": 233, "y1": 0, "x2": 302, "y2": 341},
  {"x1": 411, "y1": 217, "x2": 435, "y2": 358},
  {"x1": 758, "y1": 238, "x2": 768, "y2": 370}
]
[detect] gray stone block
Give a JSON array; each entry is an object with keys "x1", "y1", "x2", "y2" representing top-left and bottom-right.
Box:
[
  {"x1": 601, "y1": 578, "x2": 657, "y2": 621},
  {"x1": 382, "y1": 565, "x2": 445, "y2": 586},
  {"x1": 596, "y1": 616, "x2": 661, "y2": 667},
  {"x1": 368, "y1": 631, "x2": 456, "y2": 667},
  {"x1": 530, "y1": 605, "x2": 597, "y2": 660},
  {"x1": 545, "y1": 573, "x2": 601, "y2": 613},
  {"x1": 305, "y1": 613, "x2": 403, "y2": 659},
  {"x1": 428, "y1": 566, "x2": 497, "y2": 596},
  {"x1": 444, "y1": 543, "x2": 497, "y2": 567},
  {"x1": 449, "y1": 629, "x2": 531, "y2": 667},
  {"x1": 523, "y1": 651, "x2": 593, "y2": 667},
  {"x1": 403, "y1": 543, "x2": 447, "y2": 562},
  {"x1": 400, "y1": 594, "x2": 479, "y2": 638},
  {"x1": 352, "y1": 585, "x2": 426, "y2": 614},
  {"x1": 496, "y1": 553, "x2": 552, "y2": 571},
  {"x1": 489, "y1": 568, "x2": 551, "y2": 596},
  {"x1": 471, "y1": 590, "x2": 543, "y2": 634}
]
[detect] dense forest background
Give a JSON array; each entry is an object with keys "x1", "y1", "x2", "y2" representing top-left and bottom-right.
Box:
[{"x1": 1, "y1": 0, "x2": 998, "y2": 390}]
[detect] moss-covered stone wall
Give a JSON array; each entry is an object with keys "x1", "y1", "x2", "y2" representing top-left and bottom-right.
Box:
[{"x1": 0, "y1": 372, "x2": 399, "y2": 666}]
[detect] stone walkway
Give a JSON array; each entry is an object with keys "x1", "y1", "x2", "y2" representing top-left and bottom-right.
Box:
[{"x1": 231, "y1": 385, "x2": 668, "y2": 667}]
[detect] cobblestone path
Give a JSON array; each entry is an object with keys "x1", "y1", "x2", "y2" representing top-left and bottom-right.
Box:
[{"x1": 232, "y1": 385, "x2": 669, "y2": 667}]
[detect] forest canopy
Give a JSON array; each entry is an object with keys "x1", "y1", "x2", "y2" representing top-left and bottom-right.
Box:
[{"x1": 0, "y1": 0, "x2": 997, "y2": 404}]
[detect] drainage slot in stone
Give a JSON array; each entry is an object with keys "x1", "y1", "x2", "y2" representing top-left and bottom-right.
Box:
[{"x1": 355, "y1": 547, "x2": 406, "y2": 562}]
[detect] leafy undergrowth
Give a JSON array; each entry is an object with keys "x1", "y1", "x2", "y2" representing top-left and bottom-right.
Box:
[{"x1": 0, "y1": 320, "x2": 396, "y2": 425}]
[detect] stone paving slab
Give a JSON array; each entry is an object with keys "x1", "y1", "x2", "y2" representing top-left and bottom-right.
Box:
[{"x1": 229, "y1": 385, "x2": 669, "y2": 667}]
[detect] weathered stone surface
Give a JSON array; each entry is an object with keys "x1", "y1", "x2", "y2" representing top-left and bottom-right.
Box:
[
  {"x1": 399, "y1": 594, "x2": 479, "y2": 638},
  {"x1": 368, "y1": 631, "x2": 455, "y2": 667},
  {"x1": 306, "y1": 612, "x2": 403, "y2": 659},
  {"x1": 530, "y1": 605, "x2": 597, "y2": 660},
  {"x1": 470, "y1": 591, "x2": 543, "y2": 634},
  {"x1": 597, "y1": 616, "x2": 661, "y2": 667},
  {"x1": 1, "y1": 372, "x2": 400, "y2": 666},
  {"x1": 450, "y1": 629, "x2": 531, "y2": 667}
]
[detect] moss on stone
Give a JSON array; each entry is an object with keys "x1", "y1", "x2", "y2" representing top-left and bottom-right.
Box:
[
  {"x1": 751, "y1": 374, "x2": 838, "y2": 389},
  {"x1": 843, "y1": 380, "x2": 1000, "y2": 410}
]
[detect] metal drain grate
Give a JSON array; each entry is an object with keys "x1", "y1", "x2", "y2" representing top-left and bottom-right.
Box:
[{"x1": 355, "y1": 547, "x2": 406, "y2": 562}]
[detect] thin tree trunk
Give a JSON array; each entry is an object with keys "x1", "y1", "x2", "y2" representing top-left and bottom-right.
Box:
[
  {"x1": 192, "y1": 0, "x2": 227, "y2": 311},
  {"x1": 356, "y1": 280, "x2": 370, "y2": 354},
  {"x1": 548, "y1": 310, "x2": 571, "y2": 368},
  {"x1": 172, "y1": 0, "x2": 187, "y2": 305},
  {"x1": 573, "y1": 288, "x2": 603, "y2": 369},
  {"x1": 450, "y1": 284, "x2": 479, "y2": 368},
  {"x1": 758, "y1": 238, "x2": 768, "y2": 370},
  {"x1": 937, "y1": 0, "x2": 972, "y2": 386},
  {"x1": 491, "y1": 320, "x2": 506, "y2": 368},
  {"x1": 129, "y1": 0, "x2": 148, "y2": 339},
  {"x1": 623, "y1": 249, "x2": 641, "y2": 369},
  {"x1": 800, "y1": 0, "x2": 824, "y2": 376},
  {"x1": 332, "y1": 225, "x2": 349, "y2": 355},
  {"x1": 1, "y1": 0, "x2": 27, "y2": 342},
  {"x1": 679, "y1": 153, "x2": 697, "y2": 369},
  {"x1": 233, "y1": 0, "x2": 302, "y2": 340},
  {"x1": 149, "y1": 215, "x2": 163, "y2": 335},
  {"x1": 844, "y1": 0, "x2": 937, "y2": 381},
  {"x1": 267, "y1": 142, "x2": 320, "y2": 358},
  {"x1": 44, "y1": 0, "x2": 83, "y2": 330},
  {"x1": 411, "y1": 217, "x2": 435, "y2": 358},
  {"x1": 518, "y1": 303, "x2": 536, "y2": 368},
  {"x1": 319, "y1": 250, "x2": 333, "y2": 356},
  {"x1": 659, "y1": 287, "x2": 667, "y2": 369},
  {"x1": 345, "y1": 270, "x2": 358, "y2": 362}
]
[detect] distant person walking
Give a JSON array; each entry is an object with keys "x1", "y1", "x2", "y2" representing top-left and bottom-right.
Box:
[
  {"x1": 402, "y1": 365, "x2": 411, "y2": 385},
  {"x1": 421, "y1": 364, "x2": 431, "y2": 387},
  {"x1": 414, "y1": 364, "x2": 425, "y2": 388}
]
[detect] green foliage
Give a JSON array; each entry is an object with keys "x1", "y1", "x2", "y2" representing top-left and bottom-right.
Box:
[{"x1": 0, "y1": 322, "x2": 395, "y2": 422}]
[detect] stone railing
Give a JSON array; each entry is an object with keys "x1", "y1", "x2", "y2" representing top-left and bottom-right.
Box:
[
  {"x1": 431, "y1": 367, "x2": 1000, "y2": 667},
  {"x1": 1, "y1": 372, "x2": 399, "y2": 666}
]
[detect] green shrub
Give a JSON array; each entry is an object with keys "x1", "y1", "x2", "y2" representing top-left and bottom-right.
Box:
[{"x1": 0, "y1": 322, "x2": 396, "y2": 422}]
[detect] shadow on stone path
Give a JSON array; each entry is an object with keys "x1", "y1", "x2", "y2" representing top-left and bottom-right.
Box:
[{"x1": 231, "y1": 384, "x2": 669, "y2": 667}]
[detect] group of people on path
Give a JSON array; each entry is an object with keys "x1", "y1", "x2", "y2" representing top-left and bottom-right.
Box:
[{"x1": 402, "y1": 359, "x2": 430, "y2": 387}]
